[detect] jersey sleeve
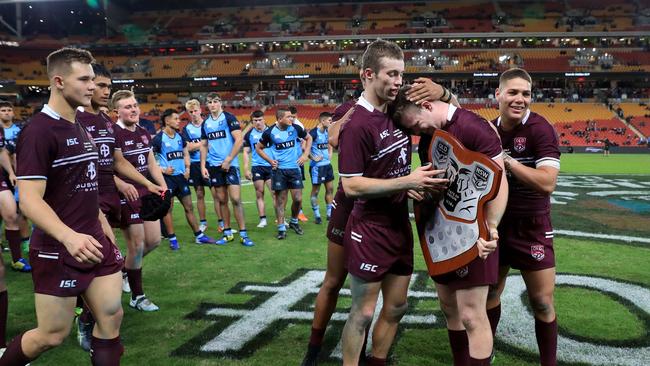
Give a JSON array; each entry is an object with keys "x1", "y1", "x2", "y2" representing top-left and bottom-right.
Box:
[
  {"x1": 534, "y1": 120, "x2": 561, "y2": 169},
  {"x1": 308, "y1": 128, "x2": 318, "y2": 141},
  {"x1": 180, "y1": 126, "x2": 191, "y2": 142},
  {"x1": 258, "y1": 127, "x2": 273, "y2": 148},
  {"x1": 151, "y1": 132, "x2": 163, "y2": 154},
  {"x1": 338, "y1": 119, "x2": 373, "y2": 177},
  {"x1": 468, "y1": 118, "x2": 503, "y2": 160},
  {"x1": 242, "y1": 130, "x2": 252, "y2": 148},
  {"x1": 200, "y1": 123, "x2": 208, "y2": 140},
  {"x1": 16, "y1": 123, "x2": 56, "y2": 180},
  {"x1": 294, "y1": 124, "x2": 307, "y2": 139},
  {"x1": 225, "y1": 112, "x2": 241, "y2": 132}
]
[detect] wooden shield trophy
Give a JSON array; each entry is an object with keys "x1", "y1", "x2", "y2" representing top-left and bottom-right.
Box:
[{"x1": 415, "y1": 130, "x2": 503, "y2": 276}]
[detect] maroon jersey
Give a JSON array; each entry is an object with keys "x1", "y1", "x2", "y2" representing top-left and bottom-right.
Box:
[
  {"x1": 332, "y1": 100, "x2": 356, "y2": 121},
  {"x1": 418, "y1": 106, "x2": 503, "y2": 164},
  {"x1": 77, "y1": 109, "x2": 117, "y2": 192},
  {"x1": 338, "y1": 96, "x2": 412, "y2": 224},
  {"x1": 16, "y1": 105, "x2": 102, "y2": 251},
  {"x1": 114, "y1": 122, "x2": 151, "y2": 189},
  {"x1": 0, "y1": 128, "x2": 7, "y2": 187},
  {"x1": 492, "y1": 111, "x2": 560, "y2": 216}
]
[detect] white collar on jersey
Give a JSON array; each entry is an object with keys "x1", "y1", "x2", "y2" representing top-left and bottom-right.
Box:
[
  {"x1": 496, "y1": 109, "x2": 531, "y2": 127},
  {"x1": 357, "y1": 94, "x2": 374, "y2": 112},
  {"x1": 42, "y1": 104, "x2": 62, "y2": 120},
  {"x1": 76, "y1": 106, "x2": 85, "y2": 113},
  {"x1": 116, "y1": 120, "x2": 127, "y2": 129},
  {"x1": 447, "y1": 104, "x2": 458, "y2": 122}
]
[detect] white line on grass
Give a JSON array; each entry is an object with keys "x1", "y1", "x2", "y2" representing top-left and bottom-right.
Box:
[{"x1": 555, "y1": 229, "x2": 650, "y2": 244}]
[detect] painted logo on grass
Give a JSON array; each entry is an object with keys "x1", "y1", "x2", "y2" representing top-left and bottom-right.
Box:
[{"x1": 175, "y1": 269, "x2": 650, "y2": 365}]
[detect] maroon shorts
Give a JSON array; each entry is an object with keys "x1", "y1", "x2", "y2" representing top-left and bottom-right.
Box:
[
  {"x1": 432, "y1": 247, "x2": 499, "y2": 291},
  {"x1": 99, "y1": 191, "x2": 122, "y2": 228},
  {"x1": 29, "y1": 237, "x2": 124, "y2": 297},
  {"x1": 344, "y1": 214, "x2": 414, "y2": 282},
  {"x1": 118, "y1": 187, "x2": 150, "y2": 228},
  {"x1": 0, "y1": 177, "x2": 9, "y2": 193},
  {"x1": 326, "y1": 189, "x2": 353, "y2": 245},
  {"x1": 498, "y1": 214, "x2": 555, "y2": 271}
]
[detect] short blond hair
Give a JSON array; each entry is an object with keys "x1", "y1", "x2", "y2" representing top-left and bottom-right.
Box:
[
  {"x1": 111, "y1": 90, "x2": 135, "y2": 110},
  {"x1": 185, "y1": 98, "x2": 201, "y2": 111}
]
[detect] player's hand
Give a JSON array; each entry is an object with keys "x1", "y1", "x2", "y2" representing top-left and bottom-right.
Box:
[
  {"x1": 407, "y1": 189, "x2": 425, "y2": 201},
  {"x1": 146, "y1": 182, "x2": 166, "y2": 196},
  {"x1": 164, "y1": 166, "x2": 175, "y2": 175},
  {"x1": 335, "y1": 106, "x2": 355, "y2": 129},
  {"x1": 271, "y1": 160, "x2": 279, "y2": 170},
  {"x1": 184, "y1": 169, "x2": 190, "y2": 180},
  {"x1": 476, "y1": 229, "x2": 498, "y2": 259},
  {"x1": 297, "y1": 155, "x2": 308, "y2": 166},
  {"x1": 8, "y1": 173, "x2": 16, "y2": 187},
  {"x1": 202, "y1": 167, "x2": 210, "y2": 179},
  {"x1": 245, "y1": 170, "x2": 253, "y2": 180},
  {"x1": 221, "y1": 159, "x2": 232, "y2": 171},
  {"x1": 119, "y1": 183, "x2": 139, "y2": 202},
  {"x1": 408, "y1": 163, "x2": 449, "y2": 191},
  {"x1": 311, "y1": 154, "x2": 323, "y2": 162},
  {"x1": 406, "y1": 78, "x2": 444, "y2": 105},
  {"x1": 61, "y1": 231, "x2": 104, "y2": 264}
]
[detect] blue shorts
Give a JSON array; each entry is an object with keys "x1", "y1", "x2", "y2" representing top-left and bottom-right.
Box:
[
  {"x1": 252, "y1": 165, "x2": 273, "y2": 182},
  {"x1": 272, "y1": 168, "x2": 303, "y2": 191},
  {"x1": 188, "y1": 162, "x2": 209, "y2": 187},
  {"x1": 207, "y1": 166, "x2": 240, "y2": 187},
  {"x1": 164, "y1": 174, "x2": 192, "y2": 199},
  {"x1": 310, "y1": 164, "x2": 334, "y2": 185}
]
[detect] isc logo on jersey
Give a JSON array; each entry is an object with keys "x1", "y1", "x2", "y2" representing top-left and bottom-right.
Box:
[
  {"x1": 59, "y1": 279, "x2": 77, "y2": 288},
  {"x1": 360, "y1": 263, "x2": 378, "y2": 272}
]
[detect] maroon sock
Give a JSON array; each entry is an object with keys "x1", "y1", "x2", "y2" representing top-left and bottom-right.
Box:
[
  {"x1": 125, "y1": 268, "x2": 143, "y2": 299},
  {"x1": 448, "y1": 329, "x2": 470, "y2": 366},
  {"x1": 487, "y1": 304, "x2": 501, "y2": 338},
  {"x1": 90, "y1": 336, "x2": 124, "y2": 366},
  {"x1": 469, "y1": 356, "x2": 491, "y2": 365},
  {"x1": 535, "y1": 317, "x2": 558, "y2": 366},
  {"x1": 6, "y1": 229, "x2": 22, "y2": 263},
  {"x1": 366, "y1": 356, "x2": 387, "y2": 366},
  {"x1": 308, "y1": 327, "x2": 325, "y2": 347},
  {"x1": 0, "y1": 290, "x2": 7, "y2": 347},
  {"x1": 0, "y1": 332, "x2": 32, "y2": 365},
  {"x1": 80, "y1": 302, "x2": 95, "y2": 324}
]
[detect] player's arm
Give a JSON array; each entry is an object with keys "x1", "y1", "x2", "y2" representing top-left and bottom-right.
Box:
[
  {"x1": 297, "y1": 126, "x2": 312, "y2": 166},
  {"x1": 0, "y1": 148, "x2": 16, "y2": 185},
  {"x1": 113, "y1": 149, "x2": 164, "y2": 195},
  {"x1": 504, "y1": 156, "x2": 559, "y2": 195},
  {"x1": 255, "y1": 142, "x2": 276, "y2": 169},
  {"x1": 328, "y1": 107, "x2": 355, "y2": 148},
  {"x1": 147, "y1": 150, "x2": 168, "y2": 189},
  {"x1": 341, "y1": 164, "x2": 448, "y2": 199},
  {"x1": 18, "y1": 179, "x2": 103, "y2": 264},
  {"x1": 222, "y1": 129, "x2": 243, "y2": 171},
  {"x1": 98, "y1": 208, "x2": 116, "y2": 245},
  {"x1": 183, "y1": 129, "x2": 201, "y2": 152},
  {"x1": 200, "y1": 139, "x2": 209, "y2": 179},
  {"x1": 243, "y1": 146, "x2": 252, "y2": 180},
  {"x1": 183, "y1": 145, "x2": 191, "y2": 180}
]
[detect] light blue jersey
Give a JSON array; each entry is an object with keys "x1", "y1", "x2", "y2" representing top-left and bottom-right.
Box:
[
  {"x1": 3, "y1": 123, "x2": 21, "y2": 154},
  {"x1": 309, "y1": 127, "x2": 330, "y2": 167},
  {"x1": 259, "y1": 123, "x2": 307, "y2": 170},
  {"x1": 201, "y1": 111, "x2": 240, "y2": 167},
  {"x1": 182, "y1": 122, "x2": 203, "y2": 163},
  {"x1": 152, "y1": 130, "x2": 187, "y2": 175},
  {"x1": 243, "y1": 127, "x2": 272, "y2": 167}
]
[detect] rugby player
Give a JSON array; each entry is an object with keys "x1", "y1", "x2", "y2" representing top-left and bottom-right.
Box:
[
  {"x1": 242, "y1": 110, "x2": 273, "y2": 228},
  {"x1": 112, "y1": 90, "x2": 168, "y2": 312},
  {"x1": 1, "y1": 47, "x2": 124, "y2": 366},
  {"x1": 181, "y1": 99, "x2": 210, "y2": 232},
  {"x1": 200, "y1": 93, "x2": 253, "y2": 247},
  {"x1": 391, "y1": 86, "x2": 508, "y2": 365},
  {"x1": 487, "y1": 68, "x2": 561, "y2": 366},
  {"x1": 337, "y1": 39, "x2": 447, "y2": 366},
  {"x1": 307, "y1": 112, "x2": 334, "y2": 225},
  {"x1": 256, "y1": 108, "x2": 312, "y2": 239}
]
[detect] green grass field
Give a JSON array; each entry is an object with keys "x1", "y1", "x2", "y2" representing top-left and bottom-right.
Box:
[{"x1": 3, "y1": 153, "x2": 650, "y2": 365}]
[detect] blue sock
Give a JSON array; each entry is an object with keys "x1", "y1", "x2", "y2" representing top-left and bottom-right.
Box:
[
  {"x1": 194, "y1": 231, "x2": 204, "y2": 238},
  {"x1": 218, "y1": 220, "x2": 224, "y2": 228},
  {"x1": 326, "y1": 203, "x2": 333, "y2": 217},
  {"x1": 200, "y1": 219, "x2": 207, "y2": 225},
  {"x1": 168, "y1": 233, "x2": 176, "y2": 241},
  {"x1": 224, "y1": 228, "x2": 232, "y2": 236},
  {"x1": 290, "y1": 218, "x2": 299, "y2": 225},
  {"x1": 239, "y1": 230, "x2": 248, "y2": 238},
  {"x1": 278, "y1": 223, "x2": 286, "y2": 232}
]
